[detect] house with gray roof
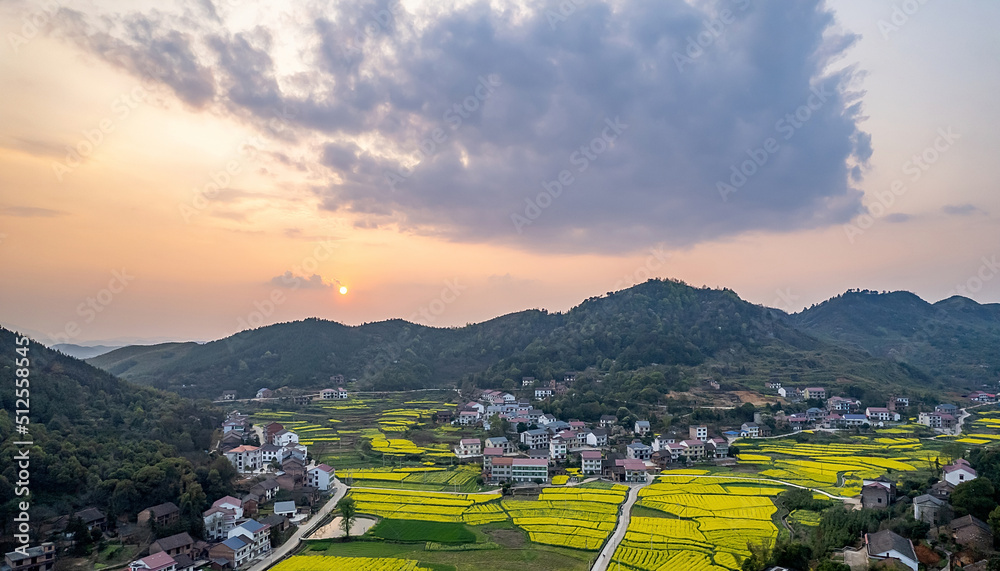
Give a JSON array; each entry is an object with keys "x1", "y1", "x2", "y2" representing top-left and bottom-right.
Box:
[{"x1": 865, "y1": 529, "x2": 917, "y2": 571}]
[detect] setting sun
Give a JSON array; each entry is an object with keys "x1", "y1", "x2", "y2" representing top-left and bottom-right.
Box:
[{"x1": 339, "y1": 286, "x2": 348, "y2": 295}]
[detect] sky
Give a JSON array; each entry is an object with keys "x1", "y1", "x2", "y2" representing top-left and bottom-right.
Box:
[{"x1": 1, "y1": 0, "x2": 999, "y2": 345}]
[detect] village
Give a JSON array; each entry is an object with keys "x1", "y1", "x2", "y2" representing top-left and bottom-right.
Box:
[{"x1": 6, "y1": 376, "x2": 999, "y2": 571}]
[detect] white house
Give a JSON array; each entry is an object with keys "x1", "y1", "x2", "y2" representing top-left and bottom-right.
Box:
[
  {"x1": 457, "y1": 410, "x2": 481, "y2": 426},
  {"x1": 203, "y1": 496, "x2": 243, "y2": 540},
  {"x1": 586, "y1": 429, "x2": 609, "y2": 447},
  {"x1": 224, "y1": 445, "x2": 262, "y2": 473},
  {"x1": 740, "y1": 422, "x2": 760, "y2": 438},
  {"x1": 634, "y1": 420, "x2": 651, "y2": 435},
  {"x1": 455, "y1": 438, "x2": 482, "y2": 456},
  {"x1": 307, "y1": 464, "x2": 335, "y2": 491},
  {"x1": 865, "y1": 529, "x2": 918, "y2": 571},
  {"x1": 689, "y1": 426, "x2": 708, "y2": 441},
  {"x1": 465, "y1": 402, "x2": 486, "y2": 414},
  {"x1": 549, "y1": 437, "x2": 568, "y2": 460},
  {"x1": 580, "y1": 450, "x2": 602, "y2": 475},
  {"x1": 865, "y1": 407, "x2": 898, "y2": 422},
  {"x1": 320, "y1": 388, "x2": 337, "y2": 400},
  {"x1": 227, "y1": 519, "x2": 271, "y2": 560},
  {"x1": 944, "y1": 459, "x2": 977, "y2": 486},
  {"x1": 272, "y1": 429, "x2": 299, "y2": 447},
  {"x1": 534, "y1": 388, "x2": 553, "y2": 399}
]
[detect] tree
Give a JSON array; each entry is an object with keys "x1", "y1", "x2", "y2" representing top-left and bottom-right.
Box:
[
  {"x1": 951, "y1": 477, "x2": 997, "y2": 521},
  {"x1": 740, "y1": 540, "x2": 771, "y2": 571},
  {"x1": 337, "y1": 497, "x2": 357, "y2": 540},
  {"x1": 988, "y1": 505, "x2": 1000, "y2": 547},
  {"x1": 815, "y1": 562, "x2": 851, "y2": 571}
]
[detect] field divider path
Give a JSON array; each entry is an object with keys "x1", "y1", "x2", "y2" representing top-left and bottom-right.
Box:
[
  {"x1": 677, "y1": 473, "x2": 853, "y2": 501},
  {"x1": 591, "y1": 479, "x2": 646, "y2": 571}
]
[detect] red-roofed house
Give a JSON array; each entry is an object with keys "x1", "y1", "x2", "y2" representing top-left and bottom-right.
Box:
[
  {"x1": 307, "y1": 464, "x2": 335, "y2": 491},
  {"x1": 129, "y1": 552, "x2": 176, "y2": 571},
  {"x1": 455, "y1": 438, "x2": 482, "y2": 457},
  {"x1": 580, "y1": 450, "x2": 602, "y2": 475},
  {"x1": 944, "y1": 459, "x2": 977, "y2": 486}
]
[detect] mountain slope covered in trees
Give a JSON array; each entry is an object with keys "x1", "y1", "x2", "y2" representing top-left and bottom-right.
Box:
[
  {"x1": 87, "y1": 280, "x2": 949, "y2": 399},
  {"x1": 0, "y1": 327, "x2": 233, "y2": 545},
  {"x1": 789, "y1": 290, "x2": 1000, "y2": 386}
]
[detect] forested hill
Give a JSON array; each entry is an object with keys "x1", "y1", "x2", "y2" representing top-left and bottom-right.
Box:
[
  {"x1": 87, "y1": 279, "x2": 934, "y2": 397},
  {"x1": 0, "y1": 327, "x2": 233, "y2": 544},
  {"x1": 789, "y1": 290, "x2": 1000, "y2": 385}
]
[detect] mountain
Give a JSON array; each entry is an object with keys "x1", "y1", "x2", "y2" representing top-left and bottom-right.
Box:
[
  {"x1": 789, "y1": 289, "x2": 1000, "y2": 386},
  {"x1": 0, "y1": 327, "x2": 233, "y2": 540},
  {"x1": 87, "y1": 279, "x2": 935, "y2": 399},
  {"x1": 51, "y1": 344, "x2": 121, "y2": 359}
]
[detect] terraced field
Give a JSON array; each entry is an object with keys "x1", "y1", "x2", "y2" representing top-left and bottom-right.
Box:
[{"x1": 610, "y1": 476, "x2": 784, "y2": 571}]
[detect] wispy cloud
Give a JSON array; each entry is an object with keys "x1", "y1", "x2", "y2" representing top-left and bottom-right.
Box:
[{"x1": 0, "y1": 206, "x2": 68, "y2": 218}]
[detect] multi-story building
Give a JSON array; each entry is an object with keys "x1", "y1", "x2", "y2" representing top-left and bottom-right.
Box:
[
  {"x1": 224, "y1": 445, "x2": 262, "y2": 473},
  {"x1": 520, "y1": 428, "x2": 550, "y2": 449},
  {"x1": 455, "y1": 438, "x2": 482, "y2": 456},
  {"x1": 4, "y1": 543, "x2": 56, "y2": 571},
  {"x1": 581, "y1": 450, "x2": 602, "y2": 475},
  {"x1": 227, "y1": 520, "x2": 271, "y2": 561},
  {"x1": 626, "y1": 441, "x2": 652, "y2": 461},
  {"x1": 307, "y1": 464, "x2": 335, "y2": 491},
  {"x1": 689, "y1": 426, "x2": 708, "y2": 441},
  {"x1": 549, "y1": 437, "x2": 568, "y2": 461},
  {"x1": 803, "y1": 387, "x2": 826, "y2": 400}
]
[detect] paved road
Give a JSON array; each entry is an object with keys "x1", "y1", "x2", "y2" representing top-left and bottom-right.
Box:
[
  {"x1": 591, "y1": 480, "x2": 646, "y2": 571},
  {"x1": 247, "y1": 478, "x2": 347, "y2": 571}
]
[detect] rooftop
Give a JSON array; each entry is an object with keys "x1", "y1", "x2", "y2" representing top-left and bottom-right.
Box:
[{"x1": 866, "y1": 529, "x2": 916, "y2": 561}]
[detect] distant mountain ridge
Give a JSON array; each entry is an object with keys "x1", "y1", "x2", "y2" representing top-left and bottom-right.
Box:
[
  {"x1": 789, "y1": 289, "x2": 1000, "y2": 385},
  {"x1": 51, "y1": 343, "x2": 121, "y2": 359},
  {"x1": 85, "y1": 279, "x2": 969, "y2": 398}
]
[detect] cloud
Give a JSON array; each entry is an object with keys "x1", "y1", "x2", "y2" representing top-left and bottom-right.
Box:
[
  {"x1": 52, "y1": 0, "x2": 870, "y2": 255},
  {"x1": 0, "y1": 206, "x2": 68, "y2": 217},
  {"x1": 270, "y1": 271, "x2": 333, "y2": 289},
  {"x1": 942, "y1": 204, "x2": 985, "y2": 217},
  {"x1": 883, "y1": 213, "x2": 912, "y2": 224}
]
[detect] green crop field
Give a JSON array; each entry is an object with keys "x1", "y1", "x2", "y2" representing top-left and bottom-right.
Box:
[{"x1": 369, "y1": 520, "x2": 477, "y2": 544}]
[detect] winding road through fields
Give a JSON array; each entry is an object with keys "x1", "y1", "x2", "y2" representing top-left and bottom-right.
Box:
[{"x1": 248, "y1": 478, "x2": 347, "y2": 571}]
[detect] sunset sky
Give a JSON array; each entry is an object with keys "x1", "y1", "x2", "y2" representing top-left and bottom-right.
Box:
[{"x1": 1, "y1": 0, "x2": 999, "y2": 345}]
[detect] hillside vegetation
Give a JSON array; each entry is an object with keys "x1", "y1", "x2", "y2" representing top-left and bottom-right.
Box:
[
  {"x1": 86, "y1": 280, "x2": 950, "y2": 399},
  {"x1": 0, "y1": 327, "x2": 233, "y2": 544},
  {"x1": 790, "y1": 290, "x2": 1000, "y2": 386}
]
